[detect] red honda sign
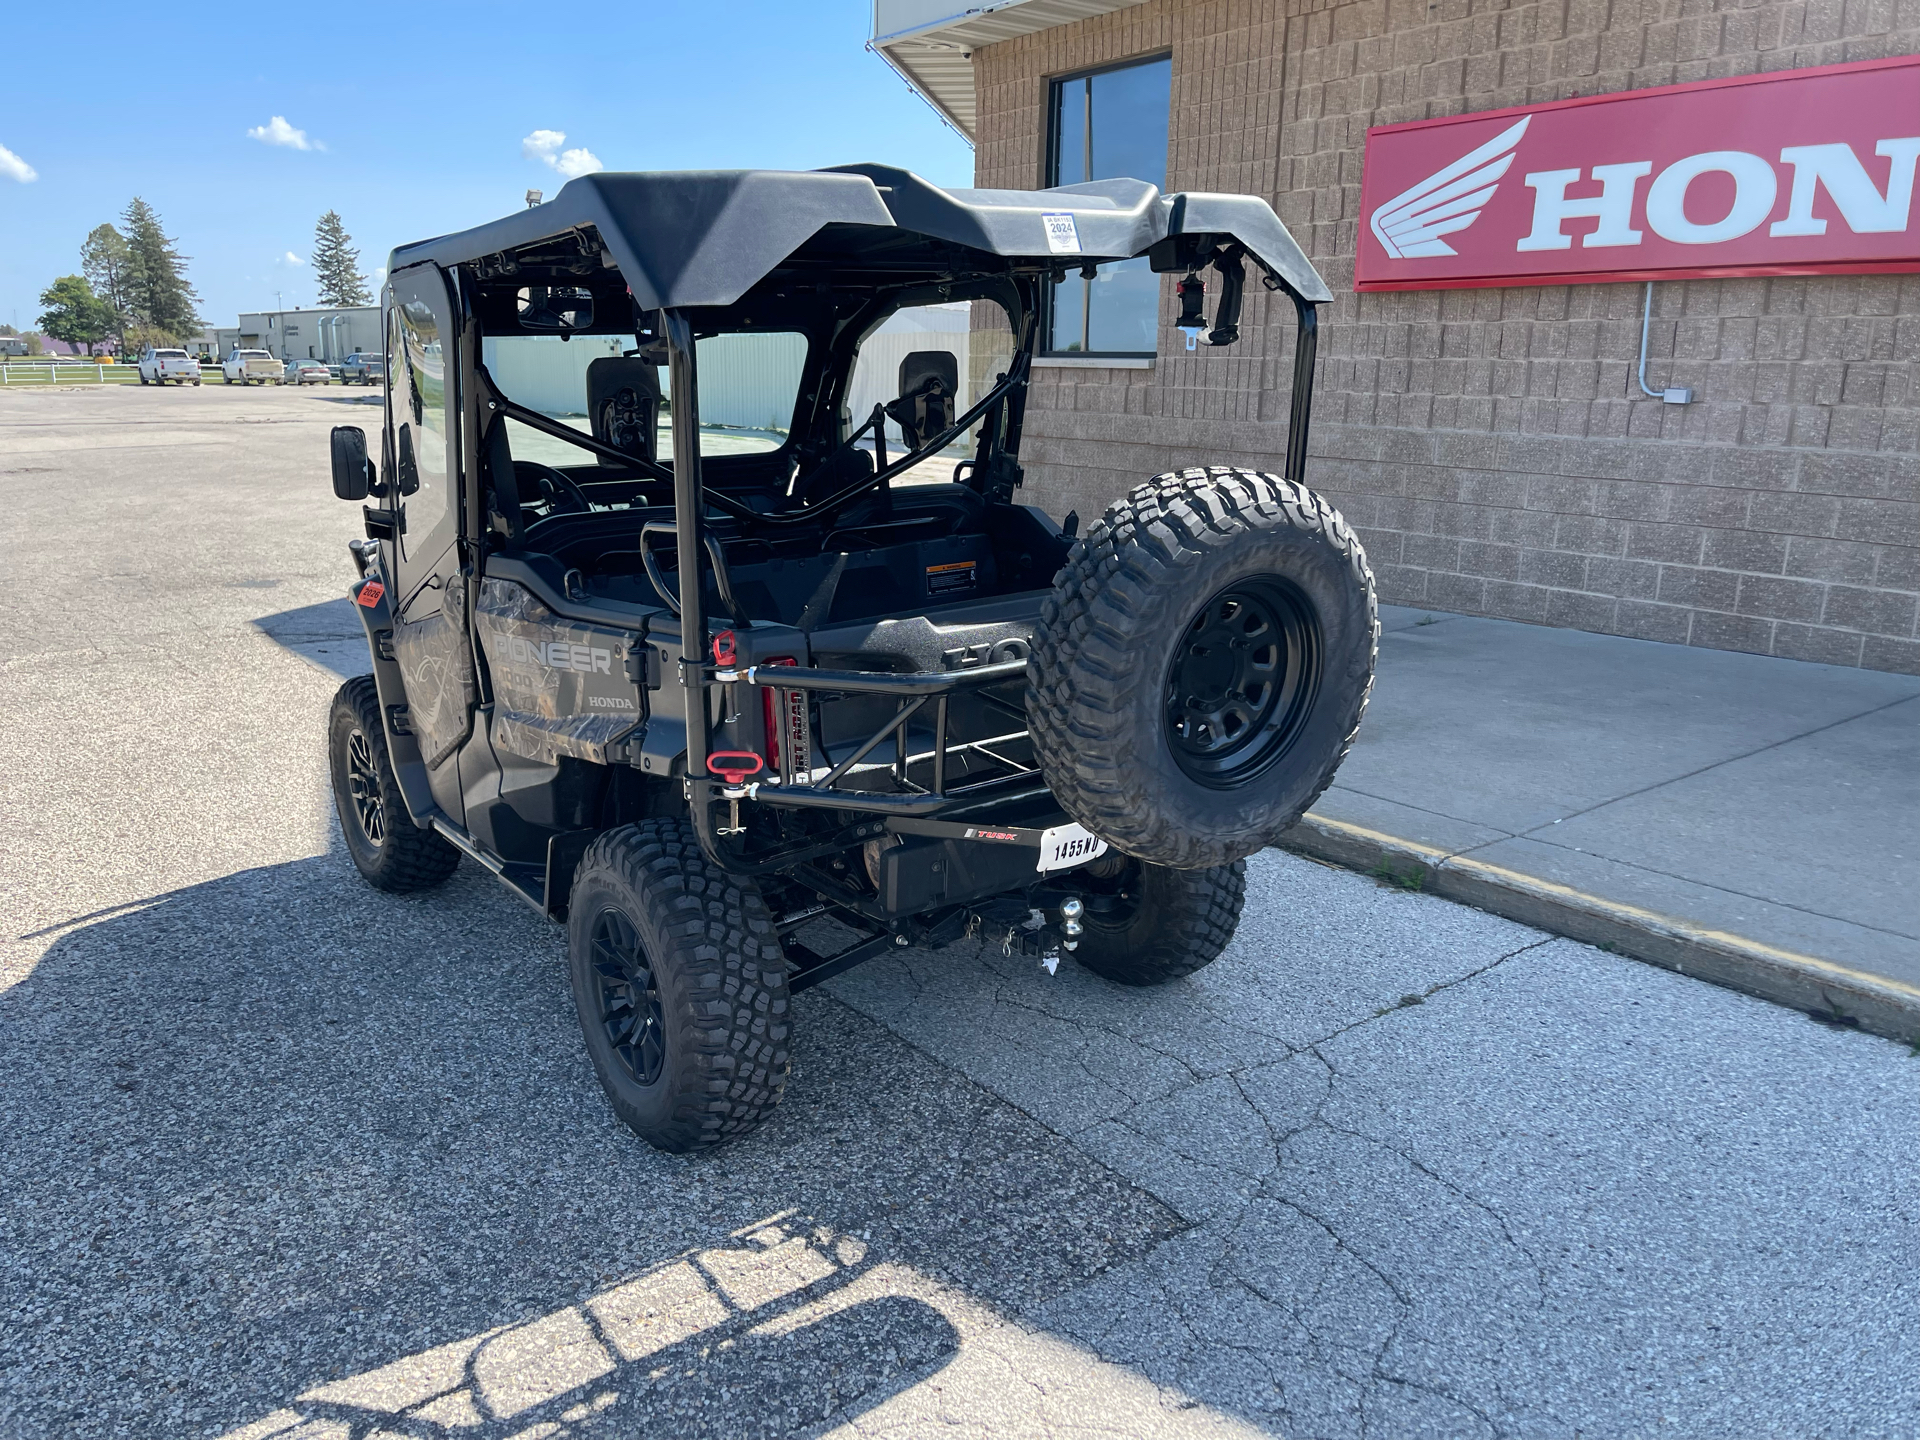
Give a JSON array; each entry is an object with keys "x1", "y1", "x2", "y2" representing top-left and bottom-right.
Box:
[{"x1": 1355, "y1": 57, "x2": 1920, "y2": 291}]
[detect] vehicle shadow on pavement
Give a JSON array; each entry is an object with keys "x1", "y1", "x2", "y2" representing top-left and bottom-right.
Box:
[
  {"x1": 0, "y1": 852, "x2": 1192, "y2": 1439},
  {"x1": 251, "y1": 598, "x2": 366, "y2": 681}
]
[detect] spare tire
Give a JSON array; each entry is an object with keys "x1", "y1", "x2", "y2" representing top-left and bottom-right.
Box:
[{"x1": 1027, "y1": 467, "x2": 1377, "y2": 869}]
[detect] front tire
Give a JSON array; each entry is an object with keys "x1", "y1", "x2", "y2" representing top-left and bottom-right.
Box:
[
  {"x1": 1028, "y1": 467, "x2": 1377, "y2": 869},
  {"x1": 1067, "y1": 854, "x2": 1246, "y2": 986},
  {"x1": 327, "y1": 675, "x2": 460, "y2": 892},
  {"x1": 568, "y1": 820, "x2": 791, "y2": 1153}
]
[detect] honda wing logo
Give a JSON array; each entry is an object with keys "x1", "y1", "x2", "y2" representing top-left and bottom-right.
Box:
[{"x1": 1370, "y1": 116, "x2": 1531, "y2": 259}]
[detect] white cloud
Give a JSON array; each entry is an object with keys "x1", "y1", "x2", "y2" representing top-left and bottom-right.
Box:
[
  {"x1": 522, "y1": 129, "x2": 603, "y2": 180},
  {"x1": 248, "y1": 116, "x2": 321, "y2": 151},
  {"x1": 0, "y1": 142, "x2": 36, "y2": 183},
  {"x1": 280, "y1": 251, "x2": 304, "y2": 266}
]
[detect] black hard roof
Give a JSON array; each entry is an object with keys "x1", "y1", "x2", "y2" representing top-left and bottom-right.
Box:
[{"x1": 388, "y1": 163, "x2": 1332, "y2": 308}]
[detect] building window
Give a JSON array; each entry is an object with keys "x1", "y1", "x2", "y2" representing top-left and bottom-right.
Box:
[{"x1": 1045, "y1": 54, "x2": 1171, "y2": 357}]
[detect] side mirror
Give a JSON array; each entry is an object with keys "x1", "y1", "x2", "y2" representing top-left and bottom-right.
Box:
[
  {"x1": 330, "y1": 425, "x2": 374, "y2": 500},
  {"x1": 884, "y1": 350, "x2": 960, "y2": 449}
]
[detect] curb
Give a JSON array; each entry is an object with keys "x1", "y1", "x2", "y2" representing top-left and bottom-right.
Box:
[{"x1": 1277, "y1": 812, "x2": 1920, "y2": 1049}]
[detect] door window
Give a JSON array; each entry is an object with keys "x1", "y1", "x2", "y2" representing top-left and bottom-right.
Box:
[
  {"x1": 1045, "y1": 54, "x2": 1172, "y2": 357},
  {"x1": 390, "y1": 273, "x2": 458, "y2": 573}
]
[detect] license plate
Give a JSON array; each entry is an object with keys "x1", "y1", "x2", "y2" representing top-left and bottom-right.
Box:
[{"x1": 1037, "y1": 822, "x2": 1108, "y2": 873}]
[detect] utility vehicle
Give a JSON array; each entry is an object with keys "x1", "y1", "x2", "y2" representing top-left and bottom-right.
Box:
[{"x1": 325, "y1": 166, "x2": 1377, "y2": 1152}]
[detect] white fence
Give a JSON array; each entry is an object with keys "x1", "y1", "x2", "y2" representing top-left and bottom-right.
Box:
[{"x1": 0, "y1": 363, "x2": 142, "y2": 384}]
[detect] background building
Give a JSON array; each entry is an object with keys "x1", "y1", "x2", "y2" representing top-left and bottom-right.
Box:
[
  {"x1": 234, "y1": 306, "x2": 380, "y2": 363},
  {"x1": 873, "y1": 0, "x2": 1919, "y2": 672}
]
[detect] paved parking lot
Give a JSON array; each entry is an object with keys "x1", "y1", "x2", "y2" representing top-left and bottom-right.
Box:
[{"x1": 3, "y1": 385, "x2": 1916, "y2": 1439}]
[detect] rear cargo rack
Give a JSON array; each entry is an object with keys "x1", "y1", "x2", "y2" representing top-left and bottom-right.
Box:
[{"x1": 737, "y1": 656, "x2": 1040, "y2": 817}]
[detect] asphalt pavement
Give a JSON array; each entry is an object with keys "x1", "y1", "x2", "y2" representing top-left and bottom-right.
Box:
[{"x1": 2, "y1": 384, "x2": 1916, "y2": 1439}]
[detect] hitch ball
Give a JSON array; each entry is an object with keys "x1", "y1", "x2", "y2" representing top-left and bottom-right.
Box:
[{"x1": 1059, "y1": 897, "x2": 1084, "y2": 943}]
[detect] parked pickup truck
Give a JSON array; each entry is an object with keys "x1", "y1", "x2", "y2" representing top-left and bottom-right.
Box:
[
  {"x1": 223, "y1": 349, "x2": 283, "y2": 385},
  {"x1": 339, "y1": 351, "x2": 385, "y2": 385},
  {"x1": 137, "y1": 347, "x2": 201, "y2": 386}
]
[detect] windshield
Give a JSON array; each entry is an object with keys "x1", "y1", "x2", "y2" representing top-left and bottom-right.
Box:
[
  {"x1": 480, "y1": 332, "x2": 805, "y2": 467},
  {"x1": 156, "y1": 350, "x2": 187, "y2": 358},
  {"x1": 237, "y1": 350, "x2": 269, "y2": 359}
]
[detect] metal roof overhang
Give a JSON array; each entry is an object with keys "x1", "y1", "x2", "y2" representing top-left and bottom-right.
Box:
[{"x1": 870, "y1": 0, "x2": 1151, "y2": 140}]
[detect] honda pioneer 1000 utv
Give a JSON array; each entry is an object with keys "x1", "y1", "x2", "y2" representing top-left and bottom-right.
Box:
[{"x1": 325, "y1": 166, "x2": 1376, "y2": 1152}]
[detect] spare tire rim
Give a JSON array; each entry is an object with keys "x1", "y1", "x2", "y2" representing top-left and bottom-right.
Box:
[
  {"x1": 591, "y1": 907, "x2": 666, "y2": 1086},
  {"x1": 344, "y1": 729, "x2": 386, "y2": 843},
  {"x1": 1164, "y1": 577, "x2": 1323, "y2": 787}
]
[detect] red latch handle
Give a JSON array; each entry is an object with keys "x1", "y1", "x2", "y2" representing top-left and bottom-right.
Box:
[
  {"x1": 707, "y1": 750, "x2": 764, "y2": 786},
  {"x1": 711, "y1": 630, "x2": 737, "y2": 667}
]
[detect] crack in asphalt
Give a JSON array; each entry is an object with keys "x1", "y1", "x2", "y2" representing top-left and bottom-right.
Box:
[{"x1": 894, "y1": 932, "x2": 1570, "y2": 1437}]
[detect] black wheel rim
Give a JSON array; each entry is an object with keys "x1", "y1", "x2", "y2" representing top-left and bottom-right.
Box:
[
  {"x1": 591, "y1": 907, "x2": 666, "y2": 1086},
  {"x1": 1164, "y1": 576, "x2": 1324, "y2": 788},
  {"x1": 345, "y1": 728, "x2": 386, "y2": 844}
]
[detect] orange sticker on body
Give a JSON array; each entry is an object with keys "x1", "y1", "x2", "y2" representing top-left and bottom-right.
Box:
[{"x1": 356, "y1": 580, "x2": 385, "y2": 608}]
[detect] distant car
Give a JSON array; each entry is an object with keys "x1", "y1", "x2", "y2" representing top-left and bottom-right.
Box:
[
  {"x1": 223, "y1": 349, "x2": 283, "y2": 385},
  {"x1": 339, "y1": 351, "x2": 385, "y2": 385},
  {"x1": 281, "y1": 358, "x2": 332, "y2": 386},
  {"x1": 137, "y1": 347, "x2": 201, "y2": 386}
]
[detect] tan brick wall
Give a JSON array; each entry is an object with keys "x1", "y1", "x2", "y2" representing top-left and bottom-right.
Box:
[{"x1": 972, "y1": 0, "x2": 1920, "y2": 672}]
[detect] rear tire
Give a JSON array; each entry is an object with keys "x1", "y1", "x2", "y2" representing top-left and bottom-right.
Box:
[
  {"x1": 328, "y1": 675, "x2": 460, "y2": 892},
  {"x1": 1028, "y1": 467, "x2": 1377, "y2": 869},
  {"x1": 568, "y1": 820, "x2": 791, "y2": 1152},
  {"x1": 1067, "y1": 855, "x2": 1246, "y2": 986}
]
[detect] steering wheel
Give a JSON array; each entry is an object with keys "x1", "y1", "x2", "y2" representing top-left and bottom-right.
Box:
[{"x1": 513, "y1": 460, "x2": 593, "y2": 516}]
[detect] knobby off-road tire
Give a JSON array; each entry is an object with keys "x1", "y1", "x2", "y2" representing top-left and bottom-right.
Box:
[
  {"x1": 328, "y1": 675, "x2": 461, "y2": 892},
  {"x1": 1028, "y1": 467, "x2": 1378, "y2": 869},
  {"x1": 1069, "y1": 855, "x2": 1247, "y2": 986},
  {"x1": 567, "y1": 820, "x2": 791, "y2": 1153}
]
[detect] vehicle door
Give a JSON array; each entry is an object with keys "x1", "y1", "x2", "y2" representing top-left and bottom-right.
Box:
[{"x1": 385, "y1": 264, "x2": 477, "y2": 804}]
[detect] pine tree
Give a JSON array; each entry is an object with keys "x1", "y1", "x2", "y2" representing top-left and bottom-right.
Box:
[
  {"x1": 80, "y1": 223, "x2": 135, "y2": 351},
  {"x1": 119, "y1": 198, "x2": 202, "y2": 343},
  {"x1": 312, "y1": 211, "x2": 372, "y2": 307}
]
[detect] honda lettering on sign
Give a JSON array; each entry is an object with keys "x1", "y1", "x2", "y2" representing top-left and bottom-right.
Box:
[{"x1": 1355, "y1": 57, "x2": 1920, "y2": 291}]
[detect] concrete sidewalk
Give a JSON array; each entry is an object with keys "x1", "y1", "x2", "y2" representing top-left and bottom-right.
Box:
[{"x1": 1283, "y1": 606, "x2": 1920, "y2": 1042}]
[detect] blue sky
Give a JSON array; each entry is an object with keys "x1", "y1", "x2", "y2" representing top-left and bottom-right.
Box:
[{"x1": 0, "y1": 2, "x2": 973, "y2": 333}]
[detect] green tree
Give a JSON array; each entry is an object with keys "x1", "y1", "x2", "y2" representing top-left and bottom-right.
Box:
[
  {"x1": 37, "y1": 275, "x2": 117, "y2": 355},
  {"x1": 312, "y1": 211, "x2": 371, "y2": 307},
  {"x1": 81, "y1": 223, "x2": 135, "y2": 347},
  {"x1": 120, "y1": 198, "x2": 201, "y2": 342}
]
